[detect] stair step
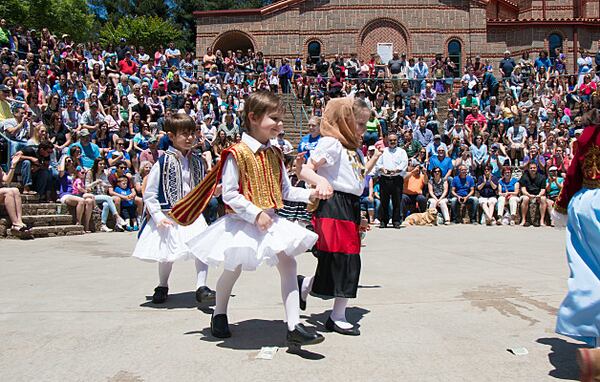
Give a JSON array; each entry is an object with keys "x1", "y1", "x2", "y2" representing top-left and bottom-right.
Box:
[
  {"x1": 22, "y1": 214, "x2": 74, "y2": 227},
  {"x1": 20, "y1": 194, "x2": 43, "y2": 203},
  {"x1": 6, "y1": 224, "x2": 85, "y2": 239},
  {"x1": 21, "y1": 203, "x2": 64, "y2": 216}
]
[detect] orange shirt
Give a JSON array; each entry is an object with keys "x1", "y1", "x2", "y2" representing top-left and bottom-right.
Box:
[{"x1": 403, "y1": 171, "x2": 427, "y2": 195}]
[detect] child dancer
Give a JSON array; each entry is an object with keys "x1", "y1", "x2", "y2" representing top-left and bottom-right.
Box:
[
  {"x1": 132, "y1": 113, "x2": 215, "y2": 305},
  {"x1": 170, "y1": 91, "x2": 325, "y2": 350},
  {"x1": 298, "y1": 97, "x2": 381, "y2": 336}
]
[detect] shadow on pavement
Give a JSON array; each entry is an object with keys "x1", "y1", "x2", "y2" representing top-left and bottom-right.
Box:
[
  {"x1": 139, "y1": 291, "x2": 215, "y2": 310},
  {"x1": 302, "y1": 306, "x2": 371, "y2": 331},
  {"x1": 537, "y1": 337, "x2": 583, "y2": 380},
  {"x1": 184, "y1": 319, "x2": 325, "y2": 360}
]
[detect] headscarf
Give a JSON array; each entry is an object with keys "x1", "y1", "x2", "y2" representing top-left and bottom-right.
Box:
[{"x1": 319, "y1": 97, "x2": 360, "y2": 150}]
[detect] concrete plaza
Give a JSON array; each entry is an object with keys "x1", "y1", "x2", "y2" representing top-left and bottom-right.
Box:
[{"x1": 0, "y1": 226, "x2": 583, "y2": 381}]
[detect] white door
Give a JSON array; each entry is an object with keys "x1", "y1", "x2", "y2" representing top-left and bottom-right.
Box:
[{"x1": 377, "y1": 43, "x2": 393, "y2": 64}]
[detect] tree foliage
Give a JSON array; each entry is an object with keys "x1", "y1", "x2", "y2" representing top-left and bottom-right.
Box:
[
  {"x1": 1, "y1": 0, "x2": 95, "y2": 41},
  {"x1": 99, "y1": 16, "x2": 183, "y2": 51}
]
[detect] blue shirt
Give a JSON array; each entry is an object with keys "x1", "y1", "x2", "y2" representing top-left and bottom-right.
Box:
[
  {"x1": 114, "y1": 186, "x2": 134, "y2": 207},
  {"x1": 498, "y1": 177, "x2": 518, "y2": 193},
  {"x1": 69, "y1": 142, "x2": 100, "y2": 169},
  {"x1": 428, "y1": 156, "x2": 453, "y2": 177},
  {"x1": 298, "y1": 134, "x2": 320, "y2": 159},
  {"x1": 451, "y1": 175, "x2": 475, "y2": 197}
]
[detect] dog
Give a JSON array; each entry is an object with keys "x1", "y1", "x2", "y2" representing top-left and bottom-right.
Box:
[{"x1": 401, "y1": 208, "x2": 438, "y2": 227}]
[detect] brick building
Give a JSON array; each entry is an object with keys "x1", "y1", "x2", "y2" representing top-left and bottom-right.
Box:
[{"x1": 195, "y1": 0, "x2": 600, "y2": 74}]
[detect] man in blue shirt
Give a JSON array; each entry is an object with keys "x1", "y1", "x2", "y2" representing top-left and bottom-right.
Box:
[
  {"x1": 298, "y1": 116, "x2": 321, "y2": 159},
  {"x1": 450, "y1": 164, "x2": 478, "y2": 224},
  {"x1": 428, "y1": 145, "x2": 453, "y2": 181},
  {"x1": 68, "y1": 129, "x2": 100, "y2": 169}
]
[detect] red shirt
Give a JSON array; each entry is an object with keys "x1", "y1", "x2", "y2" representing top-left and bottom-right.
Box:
[{"x1": 118, "y1": 58, "x2": 138, "y2": 75}]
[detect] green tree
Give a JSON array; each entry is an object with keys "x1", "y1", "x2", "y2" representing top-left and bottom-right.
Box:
[{"x1": 99, "y1": 16, "x2": 183, "y2": 51}]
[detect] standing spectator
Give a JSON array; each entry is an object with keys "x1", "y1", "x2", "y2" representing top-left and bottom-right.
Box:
[
  {"x1": 519, "y1": 162, "x2": 547, "y2": 227},
  {"x1": 427, "y1": 167, "x2": 451, "y2": 224},
  {"x1": 499, "y1": 50, "x2": 516, "y2": 85},
  {"x1": 476, "y1": 164, "x2": 498, "y2": 225},
  {"x1": 374, "y1": 133, "x2": 408, "y2": 228},
  {"x1": 278, "y1": 58, "x2": 293, "y2": 93},
  {"x1": 165, "y1": 42, "x2": 181, "y2": 68},
  {"x1": 450, "y1": 164, "x2": 478, "y2": 224}
]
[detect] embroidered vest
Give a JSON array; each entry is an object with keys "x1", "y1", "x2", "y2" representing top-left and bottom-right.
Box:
[
  {"x1": 225, "y1": 142, "x2": 284, "y2": 212},
  {"x1": 157, "y1": 151, "x2": 204, "y2": 211}
]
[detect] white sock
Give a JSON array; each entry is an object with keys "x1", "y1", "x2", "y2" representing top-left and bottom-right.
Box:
[
  {"x1": 301, "y1": 276, "x2": 313, "y2": 301},
  {"x1": 275, "y1": 253, "x2": 300, "y2": 331},
  {"x1": 331, "y1": 297, "x2": 353, "y2": 329},
  {"x1": 158, "y1": 262, "x2": 173, "y2": 287},
  {"x1": 213, "y1": 266, "x2": 242, "y2": 316},
  {"x1": 194, "y1": 258, "x2": 209, "y2": 288}
]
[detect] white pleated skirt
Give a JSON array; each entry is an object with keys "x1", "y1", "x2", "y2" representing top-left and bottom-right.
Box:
[
  {"x1": 133, "y1": 214, "x2": 208, "y2": 263},
  {"x1": 187, "y1": 210, "x2": 318, "y2": 271}
]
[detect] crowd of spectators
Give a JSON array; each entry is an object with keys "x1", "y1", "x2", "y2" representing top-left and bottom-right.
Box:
[{"x1": 0, "y1": 20, "x2": 599, "y2": 238}]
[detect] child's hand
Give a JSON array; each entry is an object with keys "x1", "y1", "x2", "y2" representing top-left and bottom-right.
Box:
[
  {"x1": 315, "y1": 179, "x2": 333, "y2": 199},
  {"x1": 158, "y1": 218, "x2": 174, "y2": 228},
  {"x1": 255, "y1": 211, "x2": 273, "y2": 232}
]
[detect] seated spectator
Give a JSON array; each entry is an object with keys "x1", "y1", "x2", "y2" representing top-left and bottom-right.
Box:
[
  {"x1": 402, "y1": 160, "x2": 428, "y2": 217},
  {"x1": 87, "y1": 157, "x2": 126, "y2": 232},
  {"x1": 521, "y1": 144, "x2": 546, "y2": 175},
  {"x1": 545, "y1": 166, "x2": 564, "y2": 226},
  {"x1": 427, "y1": 167, "x2": 450, "y2": 224},
  {"x1": 0, "y1": 153, "x2": 31, "y2": 237},
  {"x1": 496, "y1": 166, "x2": 520, "y2": 225},
  {"x1": 79, "y1": 102, "x2": 104, "y2": 133},
  {"x1": 450, "y1": 164, "x2": 478, "y2": 224},
  {"x1": 16, "y1": 140, "x2": 57, "y2": 200},
  {"x1": 476, "y1": 164, "x2": 498, "y2": 225},
  {"x1": 359, "y1": 174, "x2": 380, "y2": 225},
  {"x1": 427, "y1": 145, "x2": 453, "y2": 182},
  {"x1": 139, "y1": 136, "x2": 163, "y2": 165},
  {"x1": 57, "y1": 159, "x2": 95, "y2": 232},
  {"x1": 470, "y1": 135, "x2": 488, "y2": 177},
  {"x1": 506, "y1": 124, "x2": 526, "y2": 162},
  {"x1": 401, "y1": 129, "x2": 422, "y2": 158},
  {"x1": 414, "y1": 118, "x2": 433, "y2": 148},
  {"x1": 108, "y1": 160, "x2": 143, "y2": 219},
  {"x1": 465, "y1": 108, "x2": 487, "y2": 132},
  {"x1": 363, "y1": 110, "x2": 381, "y2": 146},
  {"x1": 68, "y1": 129, "x2": 100, "y2": 169},
  {"x1": 113, "y1": 175, "x2": 138, "y2": 231},
  {"x1": 519, "y1": 162, "x2": 547, "y2": 227}
]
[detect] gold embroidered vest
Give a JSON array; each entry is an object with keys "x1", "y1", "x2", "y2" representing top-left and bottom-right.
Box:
[{"x1": 226, "y1": 142, "x2": 284, "y2": 211}]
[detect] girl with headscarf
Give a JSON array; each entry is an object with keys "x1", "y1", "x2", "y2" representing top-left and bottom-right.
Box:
[{"x1": 297, "y1": 97, "x2": 381, "y2": 335}]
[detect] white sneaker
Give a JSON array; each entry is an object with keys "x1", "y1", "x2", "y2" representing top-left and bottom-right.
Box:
[
  {"x1": 116, "y1": 216, "x2": 127, "y2": 228},
  {"x1": 100, "y1": 224, "x2": 113, "y2": 232}
]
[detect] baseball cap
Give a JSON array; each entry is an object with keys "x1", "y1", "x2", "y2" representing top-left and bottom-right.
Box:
[
  {"x1": 434, "y1": 134, "x2": 441, "y2": 139},
  {"x1": 368, "y1": 145, "x2": 376, "y2": 151},
  {"x1": 491, "y1": 143, "x2": 500, "y2": 149},
  {"x1": 79, "y1": 129, "x2": 91, "y2": 137},
  {"x1": 548, "y1": 166, "x2": 558, "y2": 171},
  {"x1": 0, "y1": 84, "x2": 10, "y2": 92},
  {"x1": 148, "y1": 136, "x2": 158, "y2": 143}
]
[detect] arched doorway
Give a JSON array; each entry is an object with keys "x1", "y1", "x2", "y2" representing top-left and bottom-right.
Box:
[
  {"x1": 358, "y1": 18, "x2": 409, "y2": 63},
  {"x1": 213, "y1": 30, "x2": 256, "y2": 55}
]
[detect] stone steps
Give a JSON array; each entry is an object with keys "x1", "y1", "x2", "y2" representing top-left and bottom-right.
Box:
[
  {"x1": 5, "y1": 224, "x2": 85, "y2": 239},
  {"x1": 22, "y1": 214, "x2": 74, "y2": 227}
]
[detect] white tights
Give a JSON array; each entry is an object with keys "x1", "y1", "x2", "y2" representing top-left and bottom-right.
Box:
[
  {"x1": 213, "y1": 253, "x2": 301, "y2": 331},
  {"x1": 301, "y1": 276, "x2": 353, "y2": 330},
  {"x1": 158, "y1": 259, "x2": 209, "y2": 288}
]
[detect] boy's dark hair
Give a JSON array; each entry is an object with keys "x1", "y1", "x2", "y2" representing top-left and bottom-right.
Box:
[
  {"x1": 164, "y1": 113, "x2": 195, "y2": 135},
  {"x1": 117, "y1": 176, "x2": 128, "y2": 183},
  {"x1": 38, "y1": 140, "x2": 54, "y2": 151}
]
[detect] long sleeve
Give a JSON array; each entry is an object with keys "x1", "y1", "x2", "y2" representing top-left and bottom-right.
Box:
[
  {"x1": 221, "y1": 155, "x2": 263, "y2": 224},
  {"x1": 281, "y1": 160, "x2": 311, "y2": 203},
  {"x1": 143, "y1": 162, "x2": 168, "y2": 223}
]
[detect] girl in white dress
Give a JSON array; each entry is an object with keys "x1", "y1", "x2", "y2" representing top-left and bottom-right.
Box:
[
  {"x1": 170, "y1": 91, "x2": 326, "y2": 350},
  {"x1": 132, "y1": 114, "x2": 215, "y2": 305}
]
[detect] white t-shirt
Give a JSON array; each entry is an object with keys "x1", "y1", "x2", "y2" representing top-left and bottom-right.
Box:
[{"x1": 311, "y1": 136, "x2": 365, "y2": 196}]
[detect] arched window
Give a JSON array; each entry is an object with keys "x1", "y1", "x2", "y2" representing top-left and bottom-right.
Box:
[
  {"x1": 448, "y1": 40, "x2": 461, "y2": 77},
  {"x1": 548, "y1": 33, "x2": 563, "y2": 58},
  {"x1": 307, "y1": 41, "x2": 321, "y2": 61}
]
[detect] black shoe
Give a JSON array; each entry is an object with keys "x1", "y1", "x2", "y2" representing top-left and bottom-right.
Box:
[
  {"x1": 211, "y1": 314, "x2": 231, "y2": 338},
  {"x1": 297, "y1": 275, "x2": 306, "y2": 311},
  {"x1": 379, "y1": 222, "x2": 387, "y2": 229},
  {"x1": 152, "y1": 286, "x2": 168, "y2": 304},
  {"x1": 393, "y1": 222, "x2": 402, "y2": 229},
  {"x1": 196, "y1": 286, "x2": 216, "y2": 303},
  {"x1": 325, "y1": 317, "x2": 360, "y2": 336},
  {"x1": 286, "y1": 323, "x2": 324, "y2": 348}
]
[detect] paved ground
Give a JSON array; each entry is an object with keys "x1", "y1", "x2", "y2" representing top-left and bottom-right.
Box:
[{"x1": 0, "y1": 225, "x2": 585, "y2": 381}]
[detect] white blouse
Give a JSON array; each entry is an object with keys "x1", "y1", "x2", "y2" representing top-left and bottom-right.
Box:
[{"x1": 310, "y1": 136, "x2": 365, "y2": 196}]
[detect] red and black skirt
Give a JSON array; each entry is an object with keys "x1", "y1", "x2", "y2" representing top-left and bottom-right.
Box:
[{"x1": 311, "y1": 191, "x2": 361, "y2": 299}]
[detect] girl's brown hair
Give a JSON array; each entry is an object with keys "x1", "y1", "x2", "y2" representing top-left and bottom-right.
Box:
[{"x1": 242, "y1": 90, "x2": 283, "y2": 132}]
